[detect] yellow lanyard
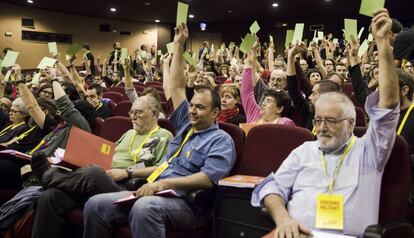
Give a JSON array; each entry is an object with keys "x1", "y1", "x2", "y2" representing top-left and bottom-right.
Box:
[
  {"x1": 95, "y1": 102, "x2": 103, "y2": 111},
  {"x1": 129, "y1": 126, "x2": 160, "y2": 163},
  {"x1": 15, "y1": 125, "x2": 37, "y2": 141},
  {"x1": 320, "y1": 136, "x2": 356, "y2": 193},
  {"x1": 167, "y1": 128, "x2": 194, "y2": 163},
  {"x1": 311, "y1": 126, "x2": 317, "y2": 136},
  {"x1": 146, "y1": 128, "x2": 194, "y2": 183},
  {"x1": 29, "y1": 139, "x2": 45, "y2": 155},
  {"x1": 0, "y1": 122, "x2": 25, "y2": 137},
  {"x1": 397, "y1": 104, "x2": 414, "y2": 135}
]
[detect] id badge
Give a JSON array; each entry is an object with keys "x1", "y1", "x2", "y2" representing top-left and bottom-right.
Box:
[
  {"x1": 315, "y1": 193, "x2": 344, "y2": 230},
  {"x1": 147, "y1": 162, "x2": 169, "y2": 183}
]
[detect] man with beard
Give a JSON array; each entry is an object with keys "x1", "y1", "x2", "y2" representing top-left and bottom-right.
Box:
[{"x1": 251, "y1": 9, "x2": 400, "y2": 238}]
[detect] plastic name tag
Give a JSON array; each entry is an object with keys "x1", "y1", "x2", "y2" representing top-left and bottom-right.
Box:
[
  {"x1": 100, "y1": 144, "x2": 111, "y2": 155},
  {"x1": 147, "y1": 162, "x2": 169, "y2": 183},
  {"x1": 315, "y1": 193, "x2": 344, "y2": 230}
]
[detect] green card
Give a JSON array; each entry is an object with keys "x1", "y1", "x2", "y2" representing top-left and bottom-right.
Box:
[
  {"x1": 48, "y1": 42, "x2": 58, "y2": 55},
  {"x1": 176, "y1": 2, "x2": 189, "y2": 26},
  {"x1": 4, "y1": 70, "x2": 12, "y2": 82},
  {"x1": 37, "y1": 57, "x2": 57, "y2": 69},
  {"x1": 318, "y1": 31, "x2": 324, "y2": 40},
  {"x1": 0, "y1": 59, "x2": 2, "y2": 68},
  {"x1": 166, "y1": 42, "x2": 175, "y2": 54},
  {"x1": 285, "y1": 30, "x2": 294, "y2": 48},
  {"x1": 239, "y1": 33, "x2": 256, "y2": 54},
  {"x1": 1, "y1": 51, "x2": 19, "y2": 68},
  {"x1": 183, "y1": 52, "x2": 196, "y2": 66},
  {"x1": 158, "y1": 50, "x2": 162, "y2": 56},
  {"x1": 358, "y1": 27, "x2": 365, "y2": 39},
  {"x1": 359, "y1": 0, "x2": 385, "y2": 17},
  {"x1": 249, "y1": 21, "x2": 260, "y2": 34},
  {"x1": 120, "y1": 48, "x2": 128, "y2": 64},
  {"x1": 65, "y1": 43, "x2": 82, "y2": 56},
  {"x1": 229, "y1": 42, "x2": 235, "y2": 49},
  {"x1": 344, "y1": 19, "x2": 358, "y2": 41},
  {"x1": 358, "y1": 40, "x2": 369, "y2": 57},
  {"x1": 368, "y1": 33, "x2": 374, "y2": 42},
  {"x1": 32, "y1": 73, "x2": 41, "y2": 85},
  {"x1": 292, "y1": 23, "x2": 305, "y2": 43}
]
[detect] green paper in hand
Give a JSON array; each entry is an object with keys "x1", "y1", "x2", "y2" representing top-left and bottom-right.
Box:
[
  {"x1": 318, "y1": 31, "x2": 324, "y2": 40},
  {"x1": 344, "y1": 19, "x2": 358, "y2": 41},
  {"x1": 358, "y1": 40, "x2": 369, "y2": 58},
  {"x1": 183, "y1": 52, "x2": 196, "y2": 66},
  {"x1": 176, "y1": 2, "x2": 189, "y2": 26},
  {"x1": 32, "y1": 73, "x2": 41, "y2": 85},
  {"x1": 48, "y1": 42, "x2": 58, "y2": 55},
  {"x1": 229, "y1": 42, "x2": 235, "y2": 49},
  {"x1": 166, "y1": 42, "x2": 175, "y2": 54},
  {"x1": 292, "y1": 23, "x2": 305, "y2": 43},
  {"x1": 239, "y1": 34, "x2": 256, "y2": 54},
  {"x1": 4, "y1": 70, "x2": 12, "y2": 82},
  {"x1": 359, "y1": 0, "x2": 385, "y2": 17},
  {"x1": 120, "y1": 48, "x2": 128, "y2": 64},
  {"x1": 249, "y1": 21, "x2": 260, "y2": 34},
  {"x1": 1, "y1": 51, "x2": 19, "y2": 68},
  {"x1": 37, "y1": 57, "x2": 57, "y2": 69},
  {"x1": 158, "y1": 50, "x2": 162, "y2": 56},
  {"x1": 65, "y1": 43, "x2": 82, "y2": 56},
  {"x1": 285, "y1": 30, "x2": 294, "y2": 48}
]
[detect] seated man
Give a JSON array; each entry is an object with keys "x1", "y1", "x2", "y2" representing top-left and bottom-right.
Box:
[
  {"x1": 82, "y1": 23, "x2": 236, "y2": 238},
  {"x1": 251, "y1": 9, "x2": 400, "y2": 238},
  {"x1": 85, "y1": 83, "x2": 112, "y2": 119},
  {"x1": 31, "y1": 95, "x2": 173, "y2": 238}
]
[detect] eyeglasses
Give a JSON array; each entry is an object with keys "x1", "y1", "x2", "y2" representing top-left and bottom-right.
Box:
[
  {"x1": 128, "y1": 110, "x2": 144, "y2": 117},
  {"x1": 9, "y1": 109, "x2": 22, "y2": 114},
  {"x1": 406, "y1": 65, "x2": 413, "y2": 68},
  {"x1": 312, "y1": 117, "x2": 348, "y2": 127}
]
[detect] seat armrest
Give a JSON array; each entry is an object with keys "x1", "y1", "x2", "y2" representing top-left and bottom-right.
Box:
[
  {"x1": 185, "y1": 189, "x2": 214, "y2": 215},
  {"x1": 363, "y1": 222, "x2": 411, "y2": 238}
]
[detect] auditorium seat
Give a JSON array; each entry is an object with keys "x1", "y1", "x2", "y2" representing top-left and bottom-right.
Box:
[
  {"x1": 218, "y1": 122, "x2": 246, "y2": 175},
  {"x1": 113, "y1": 100, "x2": 132, "y2": 117},
  {"x1": 99, "y1": 116, "x2": 133, "y2": 142},
  {"x1": 93, "y1": 117, "x2": 104, "y2": 135},
  {"x1": 121, "y1": 93, "x2": 130, "y2": 102},
  {"x1": 103, "y1": 91, "x2": 123, "y2": 103},
  {"x1": 351, "y1": 93, "x2": 365, "y2": 109},
  {"x1": 145, "y1": 84, "x2": 164, "y2": 92},
  {"x1": 108, "y1": 101, "x2": 117, "y2": 116},
  {"x1": 288, "y1": 107, "x2": 305, "y2": 127},
  {"x1": 235, "y1": 124, "x2": 314, "y2": 176},
  {"x1": 107, "y1": 86, "x2": 125, "y2": 94},
  {"x1": 157, "y1": 118, "x2": 175, "y2": 136},
  {"x1": 133, "y1": 82, "x2": 144, "y2": 88},
  {"x1": 145, "y1": 81, "x2": 163, "y2": 87},
  {"x1": 343, "y1": 83, "x2": 353, "y2": 97}
]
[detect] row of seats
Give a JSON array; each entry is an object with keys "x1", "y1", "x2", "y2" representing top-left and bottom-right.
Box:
[{"x1": 81, "y1": 117, "x2": 410, "y2": 238}]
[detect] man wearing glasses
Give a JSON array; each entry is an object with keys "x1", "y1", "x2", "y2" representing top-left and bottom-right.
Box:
[{"x1": 252, "y1": 9, "x2": 400, "y2": 238}]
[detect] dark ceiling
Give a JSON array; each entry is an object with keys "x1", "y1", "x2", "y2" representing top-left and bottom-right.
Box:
[{"x1": 4, "y1": 0, "x2": 414, "y2": 27}]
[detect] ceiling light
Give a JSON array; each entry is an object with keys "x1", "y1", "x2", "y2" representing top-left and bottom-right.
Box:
[
  {"x1": 282, "y1": 23, "x2": 287, "y2": 27},
  {"x1": 272, "y1": 3, "x2": 279, "y2": 7},
  {"x1": 155, "y1": 19, "x2": 160, "y2": 23},
  {"x1": 144, "y1": 2, "x2": 151, "y2": 6},
  {"x1": 27, "y1": 0, "x2": 33, "y2": 3},
  {"x1": 110, "y1": 7, "x2": 116, "y2": 12},
  {"x1": 189, "y1": 14, "x2": 194, "y2": 18},
  {"x1": 227, "y1": 10, "x2": 232, "y2": 13}
]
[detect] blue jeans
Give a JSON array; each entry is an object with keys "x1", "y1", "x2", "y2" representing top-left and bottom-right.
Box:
[{"x1": 83, "y1": 191, "x2": 200, "y2": 238}]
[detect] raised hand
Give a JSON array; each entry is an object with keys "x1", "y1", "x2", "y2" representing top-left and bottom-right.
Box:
[
  {"x1": 348, "y1": 35, "x2": 360, "y2": 58},
  {"x1": 173, "y1": 23, "x2": 189, "y2": 46},
  {"x1": 288, "y1": 42, "x2": 306, "y2": 58},
  {"x1": 371, "y1": 9, "x2": 392, "y2": 41}
]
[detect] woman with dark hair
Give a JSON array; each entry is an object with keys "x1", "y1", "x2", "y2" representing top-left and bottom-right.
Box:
[
  {"x1": 306, "y1": 68, "x2": 323, "y2": 87},
  {"x1": 37, "y1": 83, "x2": 54, "y2": 99}
]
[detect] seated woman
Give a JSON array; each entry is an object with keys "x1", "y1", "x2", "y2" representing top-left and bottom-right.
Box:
[
  {"x1": 217, "y1": 84, "x2": 246, "y2": 125},
  {"x1": 241, "y1": 52, "x2": 295, "y2": 125}
]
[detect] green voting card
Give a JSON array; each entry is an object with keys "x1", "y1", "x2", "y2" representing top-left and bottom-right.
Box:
[
  {"x1": 229, "y1": 42, "x2": 235, "y2": 49},
  {"x1": 183, "y1": 52, "x2": 196, "y2": 66},
  {"x1": 120, "y1": 48, "x2": 128, "y2": 64},
  {"x1": 285, "y1": 30, "x2": 294, "y2": 48},
  {"x1": 344, "y1": 19, "x2": 357, "y2": 41},
  {"x1": 176, "y1": 2, "x2": 189, "y2": 26},
  {"x1": 166, "y1": 42, "x2": 175, "y2": 54},
  {"x1": 158, "y1": 50, "x2": 162, "y2": 56},
  {"x1": 1, "y1": 51, "x2": 19, "y2": 68},
  {"x1": 318, "y1": 31, "x2": 324, "y2": 40},
  {"x1": 37, "y1": 57, "x2": 57, "y2": 69},
  {"x1": 32, "y1": 73, "x2": 41, "y2": 85},
  {"x1": 4, "y1": 70, "x2": 12, "y2": 82},
  {"x1": 360, "y1": 0, "x2": 385, "y2": 17},
  {"x1": 48, "y1": 42, "x2": 58, "y2": 55},
  {"x1": 358, "y1": 40, "x2": 369, "y2": 58},
  {"x1": 249, "y1": 21, "x2": 260, "y2": 34},
  {"x1": 239, "y1": 34, "x2": 256, "y2": 53},
  {"x1": 292, "y1": 23, "x2": 305, "y2": 43},
  {"x1": 65, "y1": 43, "x2": 82, "y2": 56}
]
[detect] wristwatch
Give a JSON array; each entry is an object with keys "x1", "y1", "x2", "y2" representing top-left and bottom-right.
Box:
[{"x1": 126, "y1": 166, "x2": 134, "y2": 180}]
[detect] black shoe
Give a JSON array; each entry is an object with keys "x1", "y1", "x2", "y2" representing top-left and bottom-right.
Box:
[{"x1": 31, "y1": 152, "x2": 50, "y2": 180}]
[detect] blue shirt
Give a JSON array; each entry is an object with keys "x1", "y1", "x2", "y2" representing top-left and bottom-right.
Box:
[
  {"x1": 158, "y1": 100, "x2": 236, "y2": 185},
  {"x1": 251, "y1": 91, "x2": 400, "y2": 237}
]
